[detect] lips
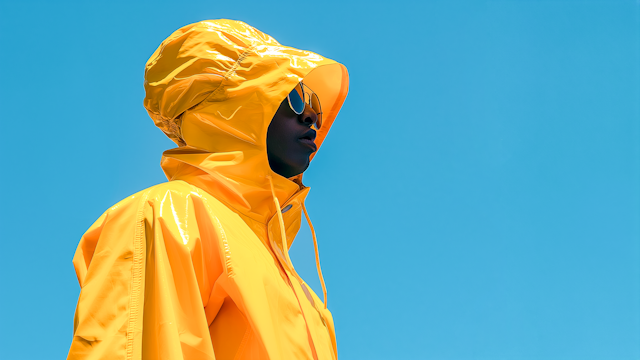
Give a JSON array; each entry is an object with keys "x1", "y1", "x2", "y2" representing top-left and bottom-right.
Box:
[{"x1": 298, "y1": 129, "x2": 317, "y2": 151}]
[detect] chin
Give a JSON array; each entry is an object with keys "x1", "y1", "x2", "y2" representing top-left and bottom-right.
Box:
[
  {"x1": 299, "y1": 158, "x2": 311, "y2": 173},
  {"x1": 288, "y1": 159, "x2": 310, "y2": 178}
]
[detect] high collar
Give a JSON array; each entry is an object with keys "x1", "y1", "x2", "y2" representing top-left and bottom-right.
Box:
[{"x1": 161, "y1": 146, "x2": 303, "y2": 225}]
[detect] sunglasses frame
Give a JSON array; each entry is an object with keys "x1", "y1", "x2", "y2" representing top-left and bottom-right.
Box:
[{"x1": 287, "y1": 82, "x2": 323, "y2": 129}]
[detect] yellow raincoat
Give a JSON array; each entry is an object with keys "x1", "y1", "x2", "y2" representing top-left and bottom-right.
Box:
[{"x1": 67, "y1": 20, "x2": 348, "y2": 360}]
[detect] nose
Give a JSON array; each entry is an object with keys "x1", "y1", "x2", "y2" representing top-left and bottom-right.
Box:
[{"x1": 299, "y1": 104, "x2": 318, "y2": 128}]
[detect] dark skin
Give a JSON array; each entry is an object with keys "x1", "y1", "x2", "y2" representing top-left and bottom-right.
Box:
[{"x1": 267, "y1": 97, "x2": 319, "y2": 178}]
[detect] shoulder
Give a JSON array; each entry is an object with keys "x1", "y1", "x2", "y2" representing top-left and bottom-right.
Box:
[
  {"x1": 127, "y1": 181, "x2": 239, "y2": 237},
  {"x1": 142, "y1": 180, "x2": 231, "y2": 217},
  {"x1": 86, "y1": 180, "x2": 237, "y2": 246},
  {"x1": 83, "y1": 181, "x2": 207, "y2": 236},
  {"x1": 144, "y1": 180, "x2": 197, "y2": 201},
  {"x1": 103, "y1": 180, "x2": 208, "y2": 214}
]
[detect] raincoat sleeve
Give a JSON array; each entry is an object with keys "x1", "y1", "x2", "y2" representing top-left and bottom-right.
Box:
[{"x1": 68, "y1": 184, "x2": 224, "y2": 360}]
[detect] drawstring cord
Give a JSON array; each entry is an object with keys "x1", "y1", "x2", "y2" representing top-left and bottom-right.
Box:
[
  {"x1": 267, "y1": 176, "x2": 293, "y2": 266},
  {"x1": 267, "y1": 175, "x2": 328, "y2": 309},
  {"x1": 302, "y1": 202, "x2": 328, "y2": 309}
]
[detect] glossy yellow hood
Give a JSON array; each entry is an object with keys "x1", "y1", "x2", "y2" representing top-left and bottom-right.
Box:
[{"x1": 143, "y1": 19, "x2": 349, "y2": 224}]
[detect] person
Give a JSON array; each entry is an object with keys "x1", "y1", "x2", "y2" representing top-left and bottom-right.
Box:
[{"x1": 66, "y1": 19, "x2": 349, "y2": 360}]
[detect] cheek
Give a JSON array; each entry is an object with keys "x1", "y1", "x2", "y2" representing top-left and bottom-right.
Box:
[{"x1": 271, "y1": 126, "x2": 295, "y2": 154}]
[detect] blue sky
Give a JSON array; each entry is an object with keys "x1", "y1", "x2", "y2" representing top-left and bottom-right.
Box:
[{"x1": 0, "y1": 0, "x2": 639, "y2": 359}]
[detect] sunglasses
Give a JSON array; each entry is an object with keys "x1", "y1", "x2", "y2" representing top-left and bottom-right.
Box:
[{"x1": 287, "y1": 82, "x2": 323, "y2": 129}]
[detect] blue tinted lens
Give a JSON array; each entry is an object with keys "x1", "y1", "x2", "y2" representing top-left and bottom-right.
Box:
[{"x1": 288, "y1": 86, "x2": 305, "y2": 114}]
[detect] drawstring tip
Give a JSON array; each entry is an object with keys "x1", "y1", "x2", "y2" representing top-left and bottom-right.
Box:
[{"x1": 302, "y1": 202, "x2": 328, "y2": 310}]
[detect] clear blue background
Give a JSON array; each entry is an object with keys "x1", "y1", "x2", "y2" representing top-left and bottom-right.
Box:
[{"x1": 1, "y1": 0, "x2": 639, "y2": 359}]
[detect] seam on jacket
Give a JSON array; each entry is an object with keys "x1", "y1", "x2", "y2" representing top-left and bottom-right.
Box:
[
  {"x1": 126, "y1": 190, "x2": 150, "y2": 360},
  {"x1": 189, "y1": 46, "x2": 254, "y2": 125},
  {"x1": 193, "y1": 186, "x2": 235, "y2": 277},
  {"x1": 214, "y1": 214, "x2": 234, "y2": 277},
  {"x1": 224, "y1": 47, "x2": 255, "y2": 80},
  {"x1": 233, "y1": 327, "x2": 252, "y2": 360}
]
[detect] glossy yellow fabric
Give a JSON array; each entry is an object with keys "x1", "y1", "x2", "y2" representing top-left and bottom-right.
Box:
[{"x1": 68, "y1": 20, "x2": 348, "y2": 360}]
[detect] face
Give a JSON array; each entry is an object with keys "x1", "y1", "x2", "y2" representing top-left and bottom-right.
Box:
[{"x1": 267, "y1": 97, "x2": 319, "y2": 178}]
